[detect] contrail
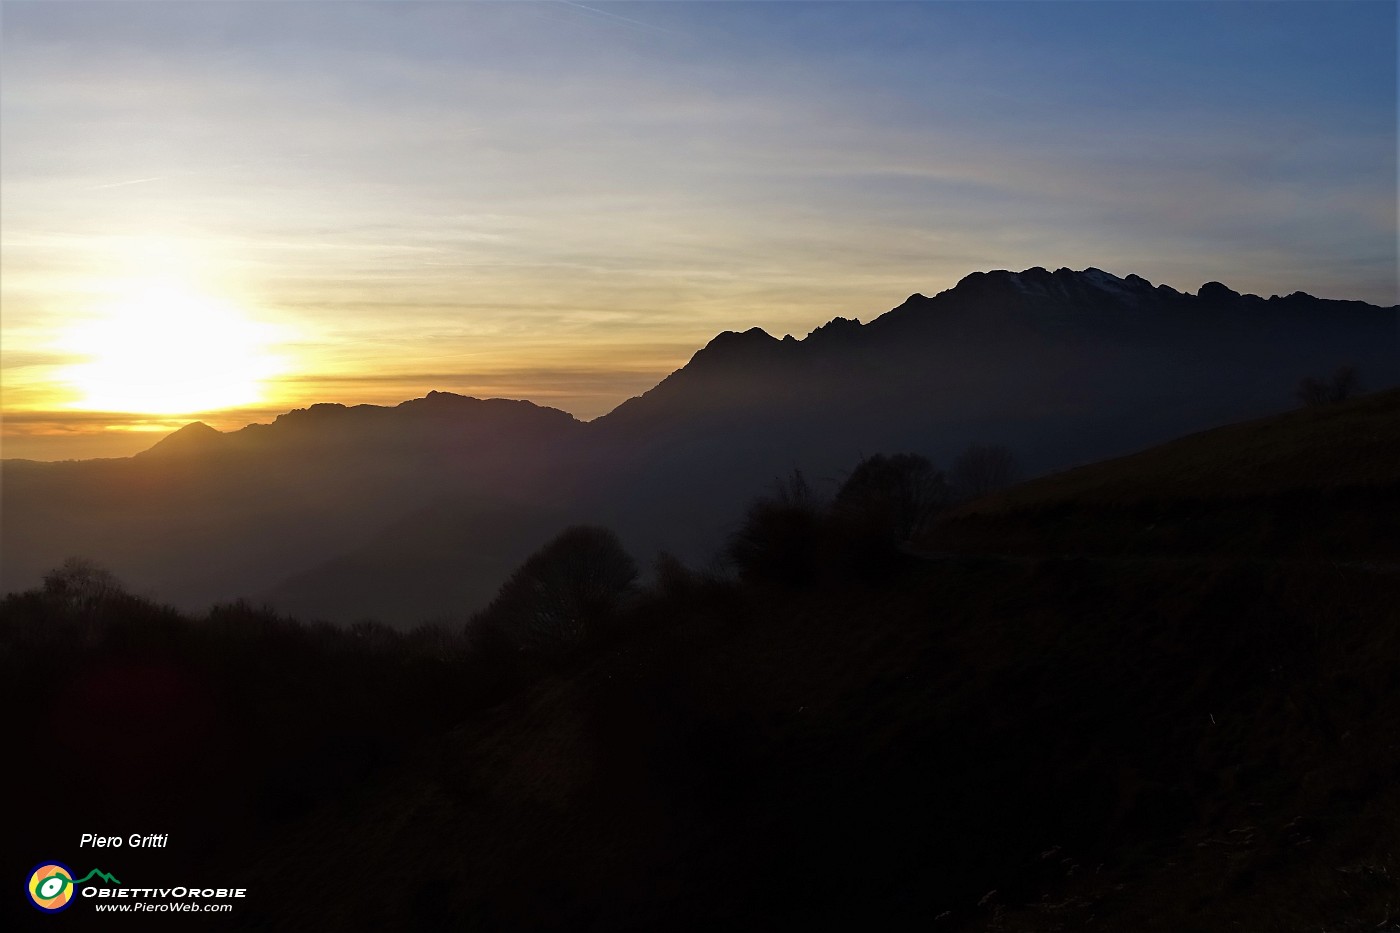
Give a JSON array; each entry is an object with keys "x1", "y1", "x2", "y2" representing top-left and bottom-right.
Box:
[
  {"x1": 86, "y1": 176, "x2": 166, "y2": 191},
  {"x1": 80, "y1": 153, "x2": 307, "y2": 193},
  {"x1": 553, "y1": 0, "x2": 677, "y2": 36}
]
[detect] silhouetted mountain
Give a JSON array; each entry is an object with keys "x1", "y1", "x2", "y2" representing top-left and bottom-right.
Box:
[
  {"x1": 597, "y1": 266, "x2": 1397, "y2": 444},
  {"x1": 1, "y1": 393, "x2": 584, "y2": 615},
  {"x1": 226, "y1": 392, "x2": 581, "y2": 457},
  {"x1": 3, "y1": 268, "x2": 1396, "y2": 625}
]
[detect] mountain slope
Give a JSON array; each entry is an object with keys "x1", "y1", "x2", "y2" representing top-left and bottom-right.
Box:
[{"x1": 926, "y1": 386, "x2": 1400, "y2": 561}]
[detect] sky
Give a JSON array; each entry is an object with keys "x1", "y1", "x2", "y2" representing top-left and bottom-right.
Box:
[{"x1": 1, "y1": 0, "x2": 1395, "y2": 460}]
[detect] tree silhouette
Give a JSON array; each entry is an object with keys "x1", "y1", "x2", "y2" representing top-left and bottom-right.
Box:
[
  {"x1": 1298, "y1": 365, "x2": 1364, "y2": 407},
  {"x1": 727, "y1": 469, "x2": 826, "y2": 585},
  {"x1": 471, "y1": 526, "x2": 637, "y2": 654},
  {"x1": 833, "y1": 453, "x2": 949, "y2": 544},
  {"x1": 41, "y1": 557, "x2": 125, "y2": 611},
  {"x1": 1329, "y1": 365, "x2": 1363, "y2": 402},
  {"x1": 653, "y1": 551, "x2": 695, "y2": 597}
]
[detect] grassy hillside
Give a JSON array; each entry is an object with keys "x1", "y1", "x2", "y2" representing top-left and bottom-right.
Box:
[
  {"x1": 927, "y1": 388, "x2": 1400, "y2": 561},
  {"x1": 5, "y1": 393, "x2": 1399, "y2": 930}
]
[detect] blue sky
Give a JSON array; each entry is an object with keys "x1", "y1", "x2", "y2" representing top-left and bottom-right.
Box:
[{"x1": 1, "y1": 1, "x2": 1395, "y2": 457}]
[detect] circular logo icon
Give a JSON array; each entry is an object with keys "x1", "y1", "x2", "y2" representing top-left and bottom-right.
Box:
[{"x1": 27, "y1": 862, "x2": 77, "y2": 913}]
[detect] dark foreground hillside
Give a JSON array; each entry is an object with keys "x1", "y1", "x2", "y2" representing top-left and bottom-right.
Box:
[
  {"x1": 927, "y1": 387, "x2": 1400, "y2": 561},
  {"x1": 5, "y1": 393, "x2": 1400, "y2": 931}
]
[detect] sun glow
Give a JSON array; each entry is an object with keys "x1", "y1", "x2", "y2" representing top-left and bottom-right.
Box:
[{"x1": 59, "y1": 283, "x2": 287, "y2": 415}]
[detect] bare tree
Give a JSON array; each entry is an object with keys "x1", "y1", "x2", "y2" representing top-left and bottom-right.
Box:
[
  {"x1": 1298, "y1": 365, "x2": 1364, "y2": 407},
  {"x1": 1296, "y1": 376, "x2": 1331, "y2": 407},
  {"x1": 1329, "y1": 365, "x2": 1363, "y2": 402},
  {"x1": 950, "y1": 444, "x2": 1021, "y2": 501},
  {"x1": 42, "y1": 557, "x2": 125, "y2": 610}
]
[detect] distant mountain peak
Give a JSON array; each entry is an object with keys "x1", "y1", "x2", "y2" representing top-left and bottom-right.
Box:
[
  {"x1": 278, "y1": 402, "x2": 348, "y2": 421},
  {"x1": 1081, "y1": 266, "x2": 1123, "y2": 285},
  {"x1": 137, "y1": 420, "x2": 225, "y2": 458},
  {"x1": 395, "y1": 392, "x2": 580, "y2": 425},
  {"x1": 942, "y1": 266, "x2": 1207, "y2": 312},
  {"x1": 805, "y1": 316, "x2": 863, "y2": 344},
  {"x1": 688, "y1": 327, "x2": 781, "y2": 368},
  {"x1": 413, "y1": 390, "x2": 496, "y2": 405},
  {"x1": 174, "y1": 420, "x2": 220, "y2": 437},
  {"x1": 1197, "y1": 281, "x2": 1241, "y2": 302},
  {"x1": 399, "y1": 390, "x2": 477, "y2": 409},
  {"x1": 704, "y1": 326, "x2": 777, "y2": 349}
]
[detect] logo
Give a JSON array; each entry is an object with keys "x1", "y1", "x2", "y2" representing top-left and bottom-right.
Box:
[{"x1": 26, "y1": 862, "x2": 121, "y2": 913}]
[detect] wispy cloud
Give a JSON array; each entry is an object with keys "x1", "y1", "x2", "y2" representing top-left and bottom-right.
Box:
[{"x1": 2, "y1": 0, "x2": 1394, "y2": 460}]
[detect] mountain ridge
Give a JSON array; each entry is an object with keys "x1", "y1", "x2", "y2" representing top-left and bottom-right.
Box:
[
  {"x1": 4, "y1": 264, "x2": 1397, "y2": 624},
  {"x1": 127, "y1": 391, "x2": 583, "y2": 461},
  {"x1": 15, "y1": 266, "x2": 1391, "y2": 462},
  {"x1": 591, "y1": 265, "x2": 1398, "y2": 436}
]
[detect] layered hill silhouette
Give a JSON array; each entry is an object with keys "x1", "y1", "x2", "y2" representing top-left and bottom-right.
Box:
[
  {"x1": 6, "y1": 389, "x2": 1399, "y2": 931},
  {"x1": 3, "y1": 266, "x2": 1396, "y2": 623},
  {"x1": 3, "y1": 393, "x2": 584, "y2": 615}
]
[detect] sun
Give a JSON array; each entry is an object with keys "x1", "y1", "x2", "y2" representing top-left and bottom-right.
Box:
[{"x1": 59, "y1": 282, "x2": 287, "y2": 415}]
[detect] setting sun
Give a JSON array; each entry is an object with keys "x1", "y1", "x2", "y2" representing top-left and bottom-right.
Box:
[{"x1": 57, "y1": 283, "x2": 286, "y2": 415}]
